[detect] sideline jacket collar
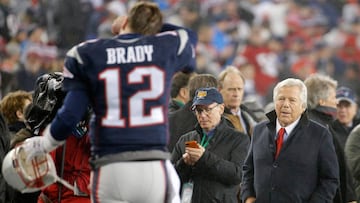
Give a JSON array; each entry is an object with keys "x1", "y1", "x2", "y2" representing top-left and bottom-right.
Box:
[{"x1": 266, "y1": 109, "x2": 310, "y2": 130}]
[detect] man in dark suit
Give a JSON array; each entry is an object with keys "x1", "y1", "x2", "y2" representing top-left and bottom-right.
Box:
[
  {"x1": 305, "y1": 74, "x2": 357, "y2": 203},
  {"x1": 0, "y1": 112, "x2": 12, "y2": 203},
  {"x1": 171, "y1": 87, "x2": 249, "y2": 202},
  {"x1": 218, "y1": 66, "x2": 264, "y2": 139},
  {"x1": 241, "y1": 78, "x2": 339, "y2": 203},
  {"x1": 168, "y1": 74, "x2": 217, "y2": 152}
]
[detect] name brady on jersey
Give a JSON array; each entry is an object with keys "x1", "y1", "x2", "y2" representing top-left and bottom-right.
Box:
[{"x1": 106, "y1": 45, "x2": 153, "y2": 64}]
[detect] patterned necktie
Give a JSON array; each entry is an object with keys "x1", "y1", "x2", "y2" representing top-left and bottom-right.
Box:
[{"x1": 275, "y1": 128, "x2": 285, "y2": 159}]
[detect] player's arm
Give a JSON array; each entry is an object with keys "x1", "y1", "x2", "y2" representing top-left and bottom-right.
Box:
[
  {"x1": 160, "y1": 23, "x2": 197, "y2": 47},
  {"x1": 174, "y1": 27, "x2": 197, "y2": 73},
  {"x1": 57, "y1": 45, "x2": 91, "y2": 139},
  {"x1": 50, "y1": 90, "x2": 90, "y2": 140}
]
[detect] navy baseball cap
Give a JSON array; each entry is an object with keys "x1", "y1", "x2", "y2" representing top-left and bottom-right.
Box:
[
  {"x1": 336, "y1": 86, "x2": 356, "y2": 104},
  {"x1": 191, "y1": 87, "x2": 223, "y2": 110}
]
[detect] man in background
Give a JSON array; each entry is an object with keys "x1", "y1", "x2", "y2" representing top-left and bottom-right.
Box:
[
  {"x1": 305, "y1": 74, "x2": 357, "y2": 203},
  {"x1": 168, "y1": 72, "x2": 196, "y2": 113},
  {"x1": 333, "y1": 86, "x2": 360, "y2": 150},
  {"x1": 218, "y1": 66, "x2": 263, "y2": 139},
  {"x1": 168, "y1": 74, "x2": 218, "y2": 152},
  {"x1": 172, "y1": 87, "x2": 249, "y2": 202}
]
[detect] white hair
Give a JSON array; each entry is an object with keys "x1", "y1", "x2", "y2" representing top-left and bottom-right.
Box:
[{"x1": 273, "y1": 78, "x2": 307, "y2": 109}]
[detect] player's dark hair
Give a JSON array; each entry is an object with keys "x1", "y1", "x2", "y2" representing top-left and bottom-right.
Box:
[
  {"x1": 128, "y1": 1, "x2": 163, "y2": 35},
  {"x1": 188, "y1": 74, "x2": 218, "y2": 100}
]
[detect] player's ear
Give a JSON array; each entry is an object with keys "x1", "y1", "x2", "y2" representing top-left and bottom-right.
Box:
[
  {"x1": 111, "y1": 16, "x2": 128, "y2": 35},
  {"x1": 121, "y1": 16, "x2": 128, "y2": 30}
]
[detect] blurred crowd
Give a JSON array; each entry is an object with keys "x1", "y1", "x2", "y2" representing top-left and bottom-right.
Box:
[{"x1": 1, "y1": 0, "x2": 360, "y2": 107}]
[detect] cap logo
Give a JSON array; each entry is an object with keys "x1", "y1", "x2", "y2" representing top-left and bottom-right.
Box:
[{"x1": 197, "y1": 90, "x2": 207, "y2": 98}]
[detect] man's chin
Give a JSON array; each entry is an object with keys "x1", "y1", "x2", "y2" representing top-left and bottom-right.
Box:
[
  {"x1": 227, "y1": 105, "x2": 240, "y2": 111},
  {"x1": 200, "y1": 124, "x2": 210, "y2": 129}
]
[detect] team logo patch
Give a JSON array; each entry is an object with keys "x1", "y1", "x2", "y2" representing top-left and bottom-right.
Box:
[{"x1": 197, "y1": 91, "x2": 207, "y2": 98}]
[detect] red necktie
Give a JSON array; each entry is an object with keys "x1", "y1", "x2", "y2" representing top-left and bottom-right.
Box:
[{"x1": 275, "y1": 128, "x2": 285, "y2": 159}]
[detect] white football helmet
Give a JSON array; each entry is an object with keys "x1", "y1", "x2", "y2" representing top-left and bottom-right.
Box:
[{"x1": 2, "y1": 145, "x2": 57, "y2": 193}]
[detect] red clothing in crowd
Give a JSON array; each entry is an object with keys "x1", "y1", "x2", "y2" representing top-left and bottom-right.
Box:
[
  {"x1": 38, "y1": 135, "x2": 91, "y2": 203},
  {"x1": 238, "y1": 45, "x2": 278, "y2": 96}
]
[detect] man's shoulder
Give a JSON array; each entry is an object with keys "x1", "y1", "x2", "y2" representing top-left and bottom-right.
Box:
[
  {"x1": 169, "y1": 103, "x2": 193, "y2": 118},
  {"x1": 253, "y1": 119, "x2": 270, "y2": 129},
  {"x1": 347, "y1": 124, "x2": 360, "y2": 148},
  {"x1": 177, "y1": 130, "x2": 199, "y2": 143},
  {"x1": 216, "y1": 125, "x2": 250, "y2": 148},
  {"x1": 229, "y1": 129, "x2": 250, "y2": 143},
  {"x1": 240, "y1": 101, "x2": 267, "y2": 122},
  {"x1": 219, "y1": 119, "x2": 248, "y2": 136},
  {"x1": 307, "y1": 119, "x2": 329, "y2": 131},
  {"x1": 75, "y1": 38, "x2": 109, "y2": 49}
]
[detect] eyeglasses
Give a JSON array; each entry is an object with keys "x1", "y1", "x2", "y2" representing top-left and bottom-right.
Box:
[{"x1": 193, "y1": 104, "x2": 219, "y2": 115}]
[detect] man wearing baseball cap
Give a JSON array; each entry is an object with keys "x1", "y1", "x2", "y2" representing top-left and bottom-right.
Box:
[
  {"x1": 171, "y1": 87, "x2": 250, "y2": 202},
  {"x1": 332, "y1": 86, "x2": 360, "y2": 150},
  {"x1": 191, "y1": 87, "x2": 224, "y2": 109},
  {"x1": 337, "y1": 86, "x2": 357, "y2": 105}
]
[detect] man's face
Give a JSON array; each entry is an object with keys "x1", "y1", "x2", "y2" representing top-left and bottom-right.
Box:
[
  {"x1": 219, "y1": 74, "x2": 244, "y2": 112},
  {"x1": 275, "y1": 86, "x2": 305, "y2": 127},
  {"x1": 337, "y1": 100, "x2": 358, "y2": 126},
  {"x1": 194, "y1": 102, "x2": 224, "y2": 132}
]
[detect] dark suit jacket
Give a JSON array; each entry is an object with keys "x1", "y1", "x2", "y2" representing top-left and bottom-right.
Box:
[
  {"x1": 308, "y1": 106, "x2": 357, "y2": 202},
  {"x1": 168, "y1": 102, "x2": 197, "y2": 152},
  {"x1": 172, "y1": 118, "x2": 250, "y2": 202},
  {"x1": 241, "y1": 110, "x2": 339, "y2": 203},
  {"x1": 0, "y1": 113, "x2": 12, "y2": 203}
]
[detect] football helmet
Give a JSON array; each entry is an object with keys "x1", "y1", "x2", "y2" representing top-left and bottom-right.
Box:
[
  {"x1": 25, "y1": 72, "x2": 90, "y2": 137},
  {"x1": 2, "y1": 145, "x2": 57, "y2": 193},
  {"x1": 25, "y1": 72, "x2": 65, "y2": 133}
]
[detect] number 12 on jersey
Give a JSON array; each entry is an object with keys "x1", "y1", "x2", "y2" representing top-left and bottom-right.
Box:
[{"x1": 99, "y1": 66, "x2": 165, "y2": 128}]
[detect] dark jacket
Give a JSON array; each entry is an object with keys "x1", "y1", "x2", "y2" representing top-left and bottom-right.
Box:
[
  {"x1": 307, "y1": 106, "x2": 336, "y2": 126},
  {"x1": 168, "y1": 99, "x2": 184, "y2": 113},
  {"x1": 332, "y1": 118, "x2": 360, "y2": 151},
  {"x1": 8, "y1": 121, "x2": 26, "y2": 142},
  {"x1": 345, "y1": 124, "x2": 360, "y2": 200},
  {"x1": 168, "y1": 102, "x2": 198, "y2": 152},
  {"x1": 171, "y1": 118, "x2": 250, "y2": 203},
  {"x1": 7, "y1": 121, "x2": 40, "y2": 203},
  {"x1": 308, "y1": 106, "x2": 357, "y2": 202},
  {"x1": 241, "y1": 110, "x2": 339, "y2": 203},
  {"x1": 0, "y1": 113, "x2": 11, "y2": 203}
]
